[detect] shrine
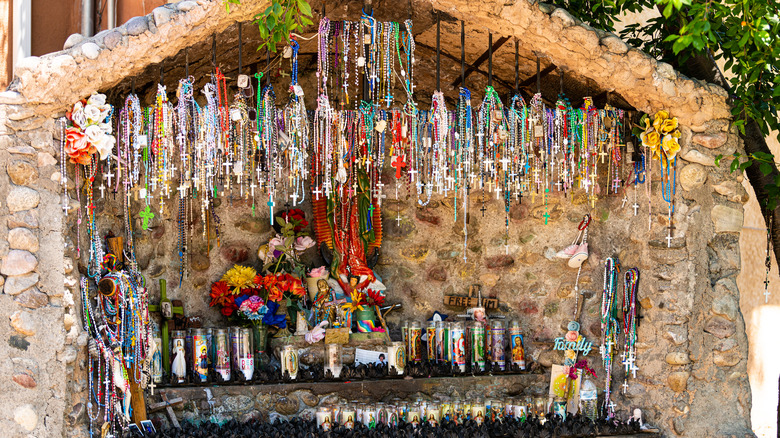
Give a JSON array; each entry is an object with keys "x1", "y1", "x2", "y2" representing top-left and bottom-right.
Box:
[{"x1": 0, "y1": 0, "x2": 757, "y2": 437}]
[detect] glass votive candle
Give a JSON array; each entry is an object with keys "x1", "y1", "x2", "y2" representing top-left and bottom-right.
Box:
[
  {"x1": 440, "y1": 398, "x2": 452, "y2": 422},
  {"x1": 316, "y1": 406, "x2": 333, "y2": 431},
  {"x1": 340, "y1": 406, "x2": 356, "y2": 429},
  {"x1": 471, "y1": 398, "x2": 486, "y2": 425},
  {"x1": 281, "y1": 345, "x2": 298, "y2": 380},
  {"x1": 534, "y1": 396, "x2": 548, "y2": 416},
  {"x1": 377, "y1": 403, "x2": 387, "y2": 425},
  {"x1": 451, "y1": 321, "x2": 466, "y2": 372},
  {"x1": 387, "y1": 341, "x2": 406, "y2": 375},
  {"x1": 387, "y1": 404, "x2": 398, "y2": 426},
  {"x1": 356, "y1": 402, "x2": 365, "y2": 424},
  {"x1": 493, "y1": 400, "x2": 505, "y2": 420},
  {"x1": 407, "y1": 403, "x2": 422, "y2": 427},
  {"x1": 324, "y1": 343, "x2": 343, "y2": 378},
  {"x1": 425, "y1": 402, "x2": 441, "y2": 426},
  {"x1": 398, "y1": 402, "x2": 408, "y2": 423},
  {"x1": 452, "y1": 400, "x2": 463, "y2": 424},
  {"x1": 462, "y1": 400, "x2": 472, "y2": 421},
  {"x1": 409, "y1": 321, "x2": 423, "y2": 362},
  {"x1": 362, "y1": 405, "x2": 377, "y2": 428}
]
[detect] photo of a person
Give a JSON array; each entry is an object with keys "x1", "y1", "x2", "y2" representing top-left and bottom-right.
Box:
[{"x1": 377, "y1": 353, "x2": 386, "y2": 366}]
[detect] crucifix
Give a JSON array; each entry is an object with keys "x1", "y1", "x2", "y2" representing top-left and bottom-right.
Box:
[
  {"x1": 98, "y1": 183, "x2": 105, "y2": 198},
  {"x1": 313, "y1": 186, "x2": 322, "y2": 200},
  {"x1": 543, "y1": 210, "x2": 551, "y2": 225},
  {"x1": 480, "y1": 203, "x2": 487, "y2": 217},
  {"x1": 621, "y1": 380, "x2": 629, "y2": 394},
  {"x1": 391, "y1": 155, "x2": 407, "y2": 178},
  {"x1": 290, "y1": 192, "x2": 299, "y2": 206},
  {"x1": 176, "y1": 184, "x2": 187, "y2": 199},
  {"x1": 148, "y1": 279, "x2": 184, "y2": 377},
  {"x1": 666, "y1": 223, "x2": 676, "y2": 248},
  {"x1": 106, "y1": 169, "x2": 114, "y2": 190}
]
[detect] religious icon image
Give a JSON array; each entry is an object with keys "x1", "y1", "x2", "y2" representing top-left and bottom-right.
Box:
[
  {"x1": 411, "y1": 414, "x2": 419, "y2": 427},
  {"x1": 196, "y1": 345, "x2": 208, "y2": 380},
  {"x1": 511, "y1": 334, "x2": 526, "y2": 367},
  {"x1": 171, "y1": 339, "x2": 186, "y2": 383},
  {"x1": 344, "y1": 415, "x2": 354, "y2": 430}
]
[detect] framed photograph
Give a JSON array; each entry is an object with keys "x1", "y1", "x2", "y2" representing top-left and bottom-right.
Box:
[
  {"x1": 127, "y1": 423, "x2": 145, "y2": 437},
  {"x1": 140, "y1": 420, "x2": 156, "y2": 435}
]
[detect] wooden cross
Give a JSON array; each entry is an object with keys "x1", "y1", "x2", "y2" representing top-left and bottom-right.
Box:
[
  {"x1": 148, "y1": 393, "x2": 183, "y2": 429},
  {"x1": 148, "y1": 279, "x2": 184, "y2": 377}
]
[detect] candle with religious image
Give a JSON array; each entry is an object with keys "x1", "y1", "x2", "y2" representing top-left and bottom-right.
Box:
[
  {"x1": 490, "y1": 320, "x2": 506, "y2": 370},
  {"x1": 426, "y1": 321, "x2": 436, "y2": 362},
  {"x1": 452, "y1": 400, "x2": 463, "y2": 424},
  {"x1": 451, "y1": 321, "x2": 466, "y2": 372},
  {"x1": 362, "y1": 405, "x2": 377, "y2": 429},
  {"x1": 340, "y1": 406, "x2": 356, "y2": 429},
  {"x1": 387, "y1": 341, "x2": 405, "y2": 375},
  {"x1": 508, "y1": 319, "x2": 526, "y2": 370},
  {"x1": 440, "y1": 398, "x2": 452, "y2": 422},
  {"x1": 470, "y1": 321, "x2": 486, "y2": 371},
  {"x1": 387, "y1": 404, "x2": 398, "y2": 426},
  {"x1": 408, "y1": 321, "x2": 422, "y2": 362},
  {"x1": 170, "y1": 330, "x2": 187, "y2": 384},
  {"x1": 471, "y1": 398, "x2": 486, "y2": 425},
  {"x1": 214, "y1": 328, "x2": 231, "y2": 382},
  {"x1": 281, "y1": 345, "x2": 299, "y2": 380},
  {"x1": 316, "y1": 406, "x2": 333, "y2": 431},
  {"x1": 401, "y1": 320, "x2": 409, "y2": 352},
  {"x1": 324, "y1": 343, "x2": 342, "y2": 378},
  {"x1": 407, "y1": 404, "x2": 422, "y2": 428},
  {"x1": 377, "y1": 404, "x2": 388, "y2": 425},
  {"x1": 191, "y1": 328, "x2": 209, "y2": 383},
  {"x1": 151, "y1": 323, "x2": 163, "y2": 384},
  {"x1": 425, "y1": 402, "x2": 441, "y2": 427}
]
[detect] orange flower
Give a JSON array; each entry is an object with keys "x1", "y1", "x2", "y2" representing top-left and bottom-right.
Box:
[
  {"x1": 209, "y1": 281, "x2": 232, "y2": 307},
  {"x1": 267, "y1": 285, "x2": 283, "y2": 302},
  {"x1": 65, "y1": 127, "x2": 95, "y2": 165}
]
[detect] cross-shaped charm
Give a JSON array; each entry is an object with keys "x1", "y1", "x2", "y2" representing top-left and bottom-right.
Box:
[
  {"x1": 480, "y1": 203, "x2": 487, "y2": 217},
  {"x1": 612, "y1": 177, "x2": 621, "y2": 192},
  {"x1": 97, "y1": 183, "x2": 105, "y2": 198},
  {"x1": 543, "y1": 210, "x2": 550, "y2": 225},
  {"x1": 599, "y1": 149, "x2": 609, "y2": 163},
  {"x1": 630, "y1": 362, "x2": 639, "y2": 378},
  {"x1": 250, "y1": 182, "x2": 257, "y2": 198},
  {"x1": 499, "y1": 157, "x2": 510, "y2": 171},
  {"x1": 290, "y1": 192, "x2": 299, "y2": 206},
  {"x1": 391, "y1": 155, "x2": 407, "y2": 179},
  {"x1": 139, "y1": 205, "x2": 154, "y2": 230},
  {"x1": 621, "y1": 380, "x2": 629, "y2": 394},
  {"x1": 608, "y1": 401, "x2": 617, "y2": 414},
  {"x1": 177, "y1": 184, "x2": 187, "y2": 199},
  {"x1": 408, "y1": 168, "x2": 418, "y2": 182},
  {"x1": 396, "y1": 214, "x2": 402, "y2": 227},
  {"x1": 313, "y1": 186, "x2": 322, "y2": 200},
  {"x1": 633, "y1": 203, "x2": 640, "y2": 216},
  {"x1": 554, "y1": 180, "x2": 562, "y2": 191},
  {"x1": 106, "y1": 170, "x2": 113, "y2": 189},
  {"x1": 223, "y1": 161, "x2": 233, "y2": 176},
  {"x1": 267, "y1": 196, "x2": 275, "y2": 225}
]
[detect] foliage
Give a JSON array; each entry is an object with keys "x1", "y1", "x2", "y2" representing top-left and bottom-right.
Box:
[
  {"x1": 223, "y1": 0, "x2": 314, "y2": 52},
  {"x1": 551, "y1": 0, "x2": 780, "y2": 206}
]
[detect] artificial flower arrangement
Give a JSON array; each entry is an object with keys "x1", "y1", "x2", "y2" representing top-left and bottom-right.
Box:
[
  {"x1": 639, "y1": 110, "x2": 681, "y2": 165},
  {"x1": 209, "y1": 265, "x2": 287, "y2": 328},
  {"x1": 65, "y1": 93, "x2": 116, "y2": 165},
  {"x1": 257, "y1": 208, "x2": 316, "y2": 279},
  {"x1": 344, "y1": 288, "x2": 387, "y2": 333},
  {"x1": 566, "y1": 359, "x2": 597, "y2": 381}
]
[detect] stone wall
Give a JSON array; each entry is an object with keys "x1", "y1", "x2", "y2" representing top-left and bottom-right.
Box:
[{"x1": 0, "y1": 1, "x2": 756, "y2": 437}]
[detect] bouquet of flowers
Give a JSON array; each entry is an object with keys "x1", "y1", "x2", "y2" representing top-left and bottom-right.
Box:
[
  {"x1": 566, "y1": 359, "x2": 597, "y2": 381},
  {"x1": 209, "y1": 265, "x2": 286, "y2": 328},
  {"x1": 345, "y1": 288, "x2": 386, "y2": 312},
  {"x1": 65, "y1": 93, "x2": 116, "y2": 164},
  {"x1": 639, "y1": 110, "x2": 681, "y2": 165}
]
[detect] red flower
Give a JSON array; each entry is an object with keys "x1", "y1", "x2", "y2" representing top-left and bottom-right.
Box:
[
  {"x1": 209, "y1": 281, "x2": 232, "y2": 307},
  {"x1": 367, "y1": 289, "x2": 385, "y2": 306},
  {"x1": 221, "y1": 303, "x2": 237, "y2": 316},
  {"x1": 281, "y1": 208, "x2": 309, "y2": 232}
]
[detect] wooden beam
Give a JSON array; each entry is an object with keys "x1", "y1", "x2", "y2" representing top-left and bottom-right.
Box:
[
  {"x1": 451, "y1": 35, "x2": 510, "y2": 88},
  {"x1": 416, "y1": 42, "x2": 515, "y2": 91}
]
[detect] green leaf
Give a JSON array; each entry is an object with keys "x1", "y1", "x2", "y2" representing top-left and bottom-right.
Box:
[
  {"x1": 715, "y1": 154, "x2": 723, "y2": 167},
  {"x1": 298, "y1": 0, "x2": 312, "y2": 17},
  {"x1": 760, "y1": 162, "x2": 773, "y2": 176},
  {"x1": 730, "y1": 158, "x2": 740, "y2": 173}
]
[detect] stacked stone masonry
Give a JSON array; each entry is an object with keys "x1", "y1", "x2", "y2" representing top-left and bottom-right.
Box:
[{"x1": 0, "y1": 0, "x2": 754, "y2": 437}]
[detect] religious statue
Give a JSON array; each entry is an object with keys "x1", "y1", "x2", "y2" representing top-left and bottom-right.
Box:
[{"x1": 312, "y1": 279, "x2": 338, "y2": 326}]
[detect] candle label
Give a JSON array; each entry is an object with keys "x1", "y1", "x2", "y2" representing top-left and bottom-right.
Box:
[
  {"x1": 451, "y1": 328, "x2": 466, "y2": 369},
  {"x1": 193, "y1": 334, "x2": 209, "y2": 382},
  {"x1": 509, "y1": 330, "x2": 526, "y2": 369},
  {"x1": 490, "y1": 327, "x2": 506, "y2": 370},
  {"x1": 426, "y1": 326, "x2": 436, "y2": 362},
  {"x1": 408, "y1": 328, "x2": 422, "y2": 362},
  {"x1": 471, "y1": 326, "x2": 486, "y2": 371}
]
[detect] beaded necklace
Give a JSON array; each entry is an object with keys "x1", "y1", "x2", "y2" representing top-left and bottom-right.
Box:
[
  {"x1": 622, "y1": 267, "x2": 639, "y2": 391},
  {"x1": 601, "y1": 257, "x2": 620, "y2": 418}
]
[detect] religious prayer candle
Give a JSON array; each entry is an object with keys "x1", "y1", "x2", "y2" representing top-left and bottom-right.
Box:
[
  {"x1": 425, "y1": 403, "x2": 441, "y2": 426},
  {"x1": 408, "y1": 321, "x2": 423, "y2": 362},
  {"x1": 151, "y1": 324, "x2": 163, "y2": 384},
  {"x1": 340, "y1": 407, "x2": 356, "y2": 429},
  {"x1": 362, "y1": 406, "x2": 377, "y2": 428},
  {"x1": 407, "y1": 404, "x2": 422, "y2": 428},
  {"x1": 205, "y1": 328, "x2": 213, "y2": 367},
  {"x1": 451, "y1": 321, "x2": 466, "y2": 372},
  {"x1": 492, "y1": 400, "x2": 505, "y2": 420},
  {"x1": 192, "y1": 328, "x2": 209, "y2": 383},
  {"x1": 281, "y1": 345, "x2": 299, "y2": 380},
  {"x1": 441, "y1": 399, "x2": 452, "y2": 421},
  {"x1": 231, "y1": 327, "x2": 254, "y2": 381},
  {"x1": 436, "y1": 321, "x2": 449, "y2": 363},
  {"x1": 214, "y1": 328, "x2": 231, "y2": 382},
  {"x1": 324, "y1": 343, "x2": 343, "y2": 378},
  {"x1": 170, "y1": 330, "x2": 187, "y2": 384},
  {"x1": 426, "y1": 321, "x2": 437, "y2": 362},
  {"x1": 316, "y1": 407, "x2": 333, "y2": 431},
  {"x1": 355, "y1": 402, "x2": 364, "y2": 425},
  {"x1": 387, "y1": 405, "x2": 398, "y2": 426},
  {"x1": 490, "y1": 320, "x2": 506, "y2": 370},
  {"x1": 452, "y1": 401, "x2": 463, "y2": 424},
  {"x1": 401, "y1": 320, "x2": 409, "y2": 350},
  {"x1": 552, "y1": 397, "x2": 567, "y2": 420},
  {"x1": 471, "y1": 399, "x2": 486, "y2": 426},
  {"x1": 377, "y1": 404, "x2": 388, "y2": 425},
  {"x1": 470, "y1": 321, "x2": 486, "y2": 372},
  {"x1": 387, "y1": 341, "x2": 405, "y2": 375},
  {"x1": 508, "y1": 319, "x2": 526, "y2": 370}
]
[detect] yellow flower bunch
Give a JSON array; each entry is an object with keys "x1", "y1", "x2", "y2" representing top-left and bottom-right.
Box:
[
  {"x1": 640, "y1": 110, "x2": 681, "y2": 165},
  {"x1": 222, "y1": 265, "x2": 258, "y2": 294}
]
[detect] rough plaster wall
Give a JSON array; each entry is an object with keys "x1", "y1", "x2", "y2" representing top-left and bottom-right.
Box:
[{"x1": 0, "y1": 0, "x2": 757, "y2": 437}]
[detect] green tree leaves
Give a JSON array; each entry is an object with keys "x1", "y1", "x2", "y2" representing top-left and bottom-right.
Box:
[{"x1": 224, "y1": 0, "x2": 314, "y2": 53}]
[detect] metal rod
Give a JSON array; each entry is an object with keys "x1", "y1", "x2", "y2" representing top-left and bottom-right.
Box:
[
  {"x1": 131, "y1": 78, "x2": 135, "y2": 95},
  {"x1": 460, "y1": 21, "x2": 465, "y2": 89},
  {"x1": 436, "y1": 12, "x2": 441, "y2": 91},
  {"x1": 212, "y1": 35, "x2": 217, "y2": 74},
  {"x1": 452, "y1": 36, "x2": 508, "y2": 88},
  {"x1": 560, "y1": 69, "x2": 564, "y2": 95},
  {"x1": 107, "y1": 0, "x2": 116, "y2": 29},
  {"x1": 81, "y1": 0, "x2": 94, "y2": 37},
  {"x1": 238, "y1": 22, "x2": 243, "y2": 75},
  {"x1": 160, "y1": 63, "x2": 164, "y2": 85},
  {"x1": 185, "y1": 48, "x2": 189, "y2": 78},
  {"x1": 514, "y1": 39, "x2": 519, "y2": 94},
  {"x1": 536, "y1": 57, "x2": 540, "y2": 93},
  {"x1": 488, "y1": 33, "x2": 493, "y2": 88},
  {"x1": 266, "y1": 50, "x2": 271, "y2": 86}
]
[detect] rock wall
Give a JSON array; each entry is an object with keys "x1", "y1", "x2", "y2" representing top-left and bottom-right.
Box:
[{"x1": 0, "y1": 1, "x2": 756, "y2": 437}]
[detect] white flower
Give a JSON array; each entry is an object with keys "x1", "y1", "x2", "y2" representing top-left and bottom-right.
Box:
[
  {"x1": 98, "y1": 104, "x2": 111, "y2": 121},
  {"x1": 94, "y1": 134, "x2": 116, "y2": 160},
  {"x1": 87, "y1": 94, "x2": 106, "y2": 106},
  {"x1": 84, "y1": 104, "x2": 102, "y2": 124},
  {"x1": 100, "y1": 122, "x2": 113, "y2": 135},
  {"x1": 84, "y1": 124, "x2": 105, "y2": 144},
  {"x1": 71, "y1": 103, "x2": 87, "y2": 129},
  {"x1": 294, "y1": 236, "x2": 315, "y2": 252}
]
